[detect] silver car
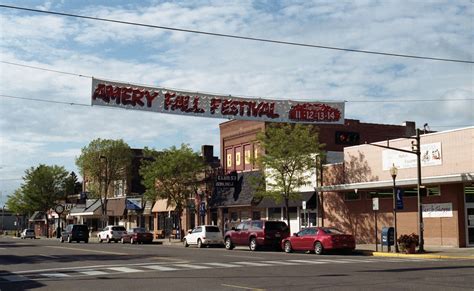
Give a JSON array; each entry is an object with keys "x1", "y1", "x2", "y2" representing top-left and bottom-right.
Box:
[{"x1": 20, "y1": 229, "x2": 35, "y2": 239}]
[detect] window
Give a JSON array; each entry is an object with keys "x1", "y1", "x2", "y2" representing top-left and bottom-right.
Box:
[
  {"x1": 252, "y1": 221, "x2": 263, "y2": 230},
  {"x1": 252, "y1": 211, "x2": 261, "y2": 220},
  {"x1": 466, "y1": 185, "x2": 474, "y2": 202},
  {"x1": 240, "y1": 210, "x2": 249, "y2": 220},
  {"x1": 205, "y1": 226, "x2": 220, "y2": 232},
  {"x1": 426, "y1": 186, "x2": 440, "y2": 196},
  {"x1": 344, "y1": 191, "x2": 360, "y2": 200},
  {"x1": 231, "y1": 212, "x2": 238, "y2": 222},
  {"x1": 114, "y1": 180, "x2": 125, "y2": 197},
  {"x1": 268, "y1": 208, "x2": 281, "y2": 220},
  {"x1": 227, "y1": 153, "x2": 232, "y2": 168},
  {"x1": 236, "y1": 152, "x2": 241, "y2": 166},
  {"x1": 265, "y1": 221, "x2": 288, "y2": 231},
  {"x1": 244, "y1": 149, "x2": 251, "y2": 164},
  {"x1": 236, "y1": 223, "x2": 245, "y2": 230},
  {"x1": 193, "y1": 227, "x2": 202, "y2": 233}
]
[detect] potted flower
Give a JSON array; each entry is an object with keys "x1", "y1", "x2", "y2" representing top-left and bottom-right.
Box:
[{"x1": 397, "y1": 233, "x2": 419, "y2": 254}]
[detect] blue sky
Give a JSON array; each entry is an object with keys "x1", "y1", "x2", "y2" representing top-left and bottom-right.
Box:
[{"x1": 0, "y1": 0, "x2": 472, "y2": 205}]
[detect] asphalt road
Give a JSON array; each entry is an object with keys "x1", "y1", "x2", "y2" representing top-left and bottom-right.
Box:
[{"x1": 1, "y1": 236, "x2": 473, "y2": 291}]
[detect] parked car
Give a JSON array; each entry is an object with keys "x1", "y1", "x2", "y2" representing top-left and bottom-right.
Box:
[
  {"x1": 282, "y1": 227, "x2": 355, "y2": 255},
  {"x1": 121, "y1": 227, "x2": 153, "y2": 244},
  {"x1": 224, "y1": 220, "x2": 289, "y2": 251},
  {"x1": 20, "y1": 229, "x2": 35, "y2": 239},
  {"x1": 98, "y1": 225, "x2": 127, "y2": 243},
  {"x1": 60, "y1": 224, "x2": 89, "y2": 243},
  {"x1": 183, "y1": 225, "x2": 224, "y2": 248}
]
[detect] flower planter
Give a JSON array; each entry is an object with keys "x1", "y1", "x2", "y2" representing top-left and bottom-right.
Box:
[{"x1": 401, "y1": 243, "x2": 416, "y2": 254}]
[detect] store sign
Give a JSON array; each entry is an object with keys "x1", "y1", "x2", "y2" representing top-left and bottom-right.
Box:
[
  {"x1": 382, "y1": 142, "x2": 442, "y2": 170},
  {"x1": 422, "y1": 203, "x2": 452, "y2": 218},
  {"x1": 91, "y1": 78, "x2": 345, "y2": 124},
  {"x1": 215, "y1": 172, "x2": 238, "y2": 187}
]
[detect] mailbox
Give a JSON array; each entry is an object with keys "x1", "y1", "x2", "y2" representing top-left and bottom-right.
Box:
[{"x1": 381, "y1": 227, "x2": 394, "y2": 246}]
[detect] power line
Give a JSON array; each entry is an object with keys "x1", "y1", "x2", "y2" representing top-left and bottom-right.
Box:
[
  {"x1": 0, "y1": 61, "x2": 91, "y2": 78},
  {"x1": 0, "y1": 94, "x2": 90, "y2": 107},
  {"x1": 1, "y1": 4, "x2": 472, "y2": 64}
]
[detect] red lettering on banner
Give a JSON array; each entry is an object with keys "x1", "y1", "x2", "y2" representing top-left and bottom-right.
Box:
[
  {"x1": 164, "y1": 92, "x2": 204, "y2": 113},
  {"x1": 210, "y1": 98, "x2": 221, "y2": 114},
  {"x1": 93, "y1": 83, "x2": 159, "y2": 108}
]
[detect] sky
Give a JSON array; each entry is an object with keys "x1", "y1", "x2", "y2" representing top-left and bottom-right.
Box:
[{"x1": 0, "y1": 0, "x2": 472, "y2": 205}]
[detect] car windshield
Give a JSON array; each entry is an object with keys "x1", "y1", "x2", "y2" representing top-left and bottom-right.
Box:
[
  {"x1": 321, "y1": 228, "x2": 345, "y2": 234},
  {"x1": 112, "y1": 226, "x2": 126, "y2": 231},
  {"x1": 133, "y1": 228, "x2": 147, "y2": 233},
  {"x1": 265, "y1": 221, "x2": 288, "y2": 231},
  {"x1": 73, "y1": 225, "x2": 88, "y2": 231},
  {"x1": 205, "y1": 226, "x2": 220, "y2": 232}
]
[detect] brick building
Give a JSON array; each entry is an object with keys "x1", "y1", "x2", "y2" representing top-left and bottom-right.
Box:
[
  {"x1": 319, "y1": 127, "x2": 474, "y2": 247},
  {"x1": 212, "y1": 119, "x2": 418, "y2": 233}
]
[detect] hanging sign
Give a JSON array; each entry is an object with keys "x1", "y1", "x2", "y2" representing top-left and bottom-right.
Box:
[{"x1": 91, "y1": 78, "x2": 345, "y2": 124}]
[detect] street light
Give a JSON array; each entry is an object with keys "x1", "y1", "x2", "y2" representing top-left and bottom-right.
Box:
[
  {"x1": 100, "y1": 155, "x2": 108, "y2": 228},
  {"x1": 390, "y1": 164, "x2": 399, "y2": 253}
]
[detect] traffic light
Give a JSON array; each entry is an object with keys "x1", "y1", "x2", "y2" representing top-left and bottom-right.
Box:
[{"x1": 335, "y1": 131, "x2": 360, "y2": 145}]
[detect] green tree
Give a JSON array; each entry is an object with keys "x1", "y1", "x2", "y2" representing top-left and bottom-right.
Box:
[
  {"x1": 140, "y1": 144, "x2": 205, "y2": 237},
  {"x1": 255, "y1": 123, "x2": 324, "y2": 232},
  {"x1": 63, "y1": 171, "x2": 81, "y2": 200},
  {"x1": 6, "y1": 188, "x2": 31, "y2": 216},
  {"x1": 76, "y1": 138, "x2": 132, "y2": 227},
  {"x1": 20, "y1": 164, "x2": 69, "y2": 237}
]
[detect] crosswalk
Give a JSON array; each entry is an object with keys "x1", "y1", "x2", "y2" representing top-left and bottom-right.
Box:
[{"x1": 0, "y1": 257, "x2": 441, "y2": 283}]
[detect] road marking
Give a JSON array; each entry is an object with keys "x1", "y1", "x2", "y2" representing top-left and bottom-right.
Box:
[
  {"x1": 142, "y1": 265, "x2": 179, "y2": 271},
  {"x1": 1, "y1": 275, "x2": 28, "y2": 282},
  {"x1": 46, "y1": 246, "x2": 129, "y2": 255},
  {"x1": 222, "y1": 283, "x2": 265, "y2": 291},
  {"x1": 79, "y1": 270, "x2": 109, "y2": 276},
  {"x1": 233, "y1": 261, "x2": 273, "y2": 266},
  {"x1": 175, "y1": 264, "x2": 211, "y2": 269},
  {"x1": 223, "y1": 254, "x2": 265, "y2": 259},
  {"x1": 42, "y1": 273, "x2": 71, "y2": 278},
  {"x1": 107, "y1": 267, "x2": 142, "y2": 273},
  {"x1": 264, "y1": 260, "x2": 300, "y2": 265},
  {"x1": 316, "y1": 259, "x2": 351, "y2": 263},
  {"x1": 203, "y1": 262, "x2": 242, "y2": 268},
  {"x1": 287, "y1": 259, "x2": 327, "y2": 264}
]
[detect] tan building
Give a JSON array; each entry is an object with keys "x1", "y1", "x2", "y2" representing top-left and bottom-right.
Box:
[{"x1": 319, "y1": 127, "x2": 474, "y2": 247}]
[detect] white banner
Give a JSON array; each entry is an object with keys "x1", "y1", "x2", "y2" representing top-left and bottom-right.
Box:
[
  {"x1": 91, "y1": 78, "x2": 345, "y2": 124},
  {"x1": 382, "y1": 142, "x2": 442, "y2": 170},
  {"x1": 422, "y1": 203, "x2": 452, "y2": 218}
]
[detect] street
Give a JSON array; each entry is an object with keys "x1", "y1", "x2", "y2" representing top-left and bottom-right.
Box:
[{"x1": 1, "y1": 236, "x2": 473, "y2": 291}]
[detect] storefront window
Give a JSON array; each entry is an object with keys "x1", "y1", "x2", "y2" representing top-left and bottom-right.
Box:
[
  {"x1": 268, "y1": 208, "x2": 281, "y2": 220},
  {"x1": 466, "y1": 185, "x2": 474, "y2": 202},
  {"x1": 344, "y1": 191, "x2": 360, "y2": 200}
]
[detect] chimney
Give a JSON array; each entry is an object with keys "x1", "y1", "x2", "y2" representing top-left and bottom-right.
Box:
[
  {"x1": 403, "y1": 121, "x2": 416, "y2": 136},
  {"x1": 201, "y1": 145, "x2": 214, "y2": 163}
]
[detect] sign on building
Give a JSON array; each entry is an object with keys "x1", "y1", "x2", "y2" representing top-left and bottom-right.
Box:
[
  {"x1": 382, "y1": 142, "x2": 442, "y2": 170},
  {"x1": 91, "y1": 78, "x2": 345, "y2": 124},
  {"x1": 422, "y1": 203, "x2": 453, "y2": 218}
]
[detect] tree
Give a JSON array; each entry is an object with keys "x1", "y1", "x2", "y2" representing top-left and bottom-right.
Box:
[
  {"x1": 63, "y1": 171, "x2": 82, "y2": 202},
  {"x1": 140, "y1": 144, "x2": 205, "y2": 237},
  {"x1": 76, "y1": 138, "x2": 132, "y2": 227},
  {"x1": 6, "y1": 189, "x2": 31, "y2": 216},
  {"x1": 20, "y1": 164, "x2": 69, "y2": 237},
  {"x1": 255, "y1": 123, "x2": 324, "y2": 232}
]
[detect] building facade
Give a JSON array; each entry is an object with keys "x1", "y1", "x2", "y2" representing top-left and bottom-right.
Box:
[{"x1": 319, "y1": 127, "x2": 474, "y2": 247}]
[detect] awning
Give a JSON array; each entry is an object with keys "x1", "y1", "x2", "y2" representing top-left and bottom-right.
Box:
[
  {"x1": 317, "y1": 173, "x2": 474, "y2": 192},
  {"x1": 152, "y1": 199, "x2": 175, "y2": 212},
  {"x1": 126, "y1": 198, "x2": 142, "y2": 211},
  {"x1": 209, "y1": 171, "x2": 262, "y2": 208},
  {"x1": 257, "y1": 192, "x2": 316, "y2": 208},
  {"x1": 69, "y1": 199, "x2": 101, "y2": 216},
  {"x1": 107, "y1": 198, "x2": 126, "y2": 216}
]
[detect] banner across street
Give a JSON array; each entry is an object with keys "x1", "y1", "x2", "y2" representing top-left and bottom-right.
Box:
[{"x1": 91, "y1": 78, "x2": 345, "y2": 124}]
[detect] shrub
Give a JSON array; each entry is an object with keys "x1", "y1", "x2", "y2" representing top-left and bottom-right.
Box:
[{"x1": 397, "y1": 233, "x2": 419, "y2": 247}]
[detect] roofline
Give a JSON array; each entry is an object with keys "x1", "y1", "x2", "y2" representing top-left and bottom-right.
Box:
[{"x1": 317, "y1": 173, "x2": 474, "y2": 192}]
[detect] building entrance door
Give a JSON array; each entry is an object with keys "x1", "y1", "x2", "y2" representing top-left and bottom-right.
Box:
[{"x1": 465, "y1": 185, "x2": 474, "y2": 247}]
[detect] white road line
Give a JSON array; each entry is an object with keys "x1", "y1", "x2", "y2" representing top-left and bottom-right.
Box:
[
  {"x1": 233, "y1": 261, "x2": 273, "y2": 267},
  {"x1": 142, "y1": 265, "x2": 179, "y2": 271},
  {"x1": 79, "y1": 270, "x2": 109, "y2": 276},
  {"x1": 1, "y1": 275, "x2": 28, "y2": 282},
  {"x1": 265, "y1": 260, "x2": 301, "y2": 265},
  {"x1": 203, "y1": 262, "x2": 243, "y2": 268},
  {"x1": 175, "y1": 264, "x2": 211, "y2": 270},
  {"x1": 46, "y1": 246, "x2": 129, "y2": 255},
  {"x1": 42, "y1": 273, "x2": 71, "y2": 278},
  {"x1": 287, "y1": 259, "x2": 327, "y2": 264},
  {"x1": 107, "y1": 267, "x2": 142, "y2": 273}
]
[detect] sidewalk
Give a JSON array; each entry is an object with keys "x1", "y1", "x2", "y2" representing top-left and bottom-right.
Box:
[{"x1": 355, "y1": 244, "x2": 474, "y2": 260}]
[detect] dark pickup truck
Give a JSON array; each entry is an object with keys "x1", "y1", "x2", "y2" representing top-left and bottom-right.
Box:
[{"x1": 224, "y1": 220, "x2": 289, "y2": 251}]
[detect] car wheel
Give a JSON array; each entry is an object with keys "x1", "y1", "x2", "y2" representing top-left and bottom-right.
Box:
[
  {"x1": 67, "y1": 236, "x2": 72, "y2": 243},
  {"x1": 197, "y1": 239, "x2": 203, "y2": 248},
  {"x1": 106, "y1": 236, "x2": 111, "y2": 243},
  {"x1": 60, "y1": 237, "x2": 64, "y2": 243},
  {"x1": 314, "y1": 241, "x2": 324, "y2": 255},
  {"x1": 131, "y1": 238, "x2": 135, "y2": 244},
  {"x1": 121, "y1": 237, "x2": 125, "y2": 244},
  {"x1": 84, "y1": 239, "x2": 88, "y2": 243},
  {"x1": 249, "y1": 237, "x2": 258, "y2": 251},
  {"x1": 183, "y1": 239, "x2": 189, "y2": 247},
  {"x1": 98, "y1": 236, "x2": 102, "y2": 243},
  {"x1": 225, "y1": 237, "x2": 234, "y2": 250},
  {"x1": 284, "y1": 241, "x2": 293, "y2": 253}
]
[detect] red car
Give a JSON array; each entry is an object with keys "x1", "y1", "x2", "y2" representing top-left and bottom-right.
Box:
[
  {"x1": 224, "y1": 220, "x2": 290, "y2": 251},
  {"x1": 282, "y1": 227, "x2": 355, "y2": 255},
  {"x1": 121, "y1": 227, "x2": 153, "y2": 244}
]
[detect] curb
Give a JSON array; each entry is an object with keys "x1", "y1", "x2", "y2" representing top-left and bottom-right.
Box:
[{"x1": 356, "y1": 249, "x2": 474, "y2": 260}]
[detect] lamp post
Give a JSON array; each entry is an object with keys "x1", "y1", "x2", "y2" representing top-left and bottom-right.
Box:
[
  {"x1": 390, "y1": 164, "x2": 399, "y2": 253},
  {"x1": 100, "y1": 155, "x2": 108, "y2": 228}
]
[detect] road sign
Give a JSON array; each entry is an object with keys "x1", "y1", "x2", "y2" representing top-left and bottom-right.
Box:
[{"x1": 372, "y1": 198, "x2": 379, "y2": 211}]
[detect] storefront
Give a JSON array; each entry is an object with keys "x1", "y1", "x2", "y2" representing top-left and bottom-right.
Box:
[{"x1": 318, "y1": 127, "x2": 473, "y2": 247}]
